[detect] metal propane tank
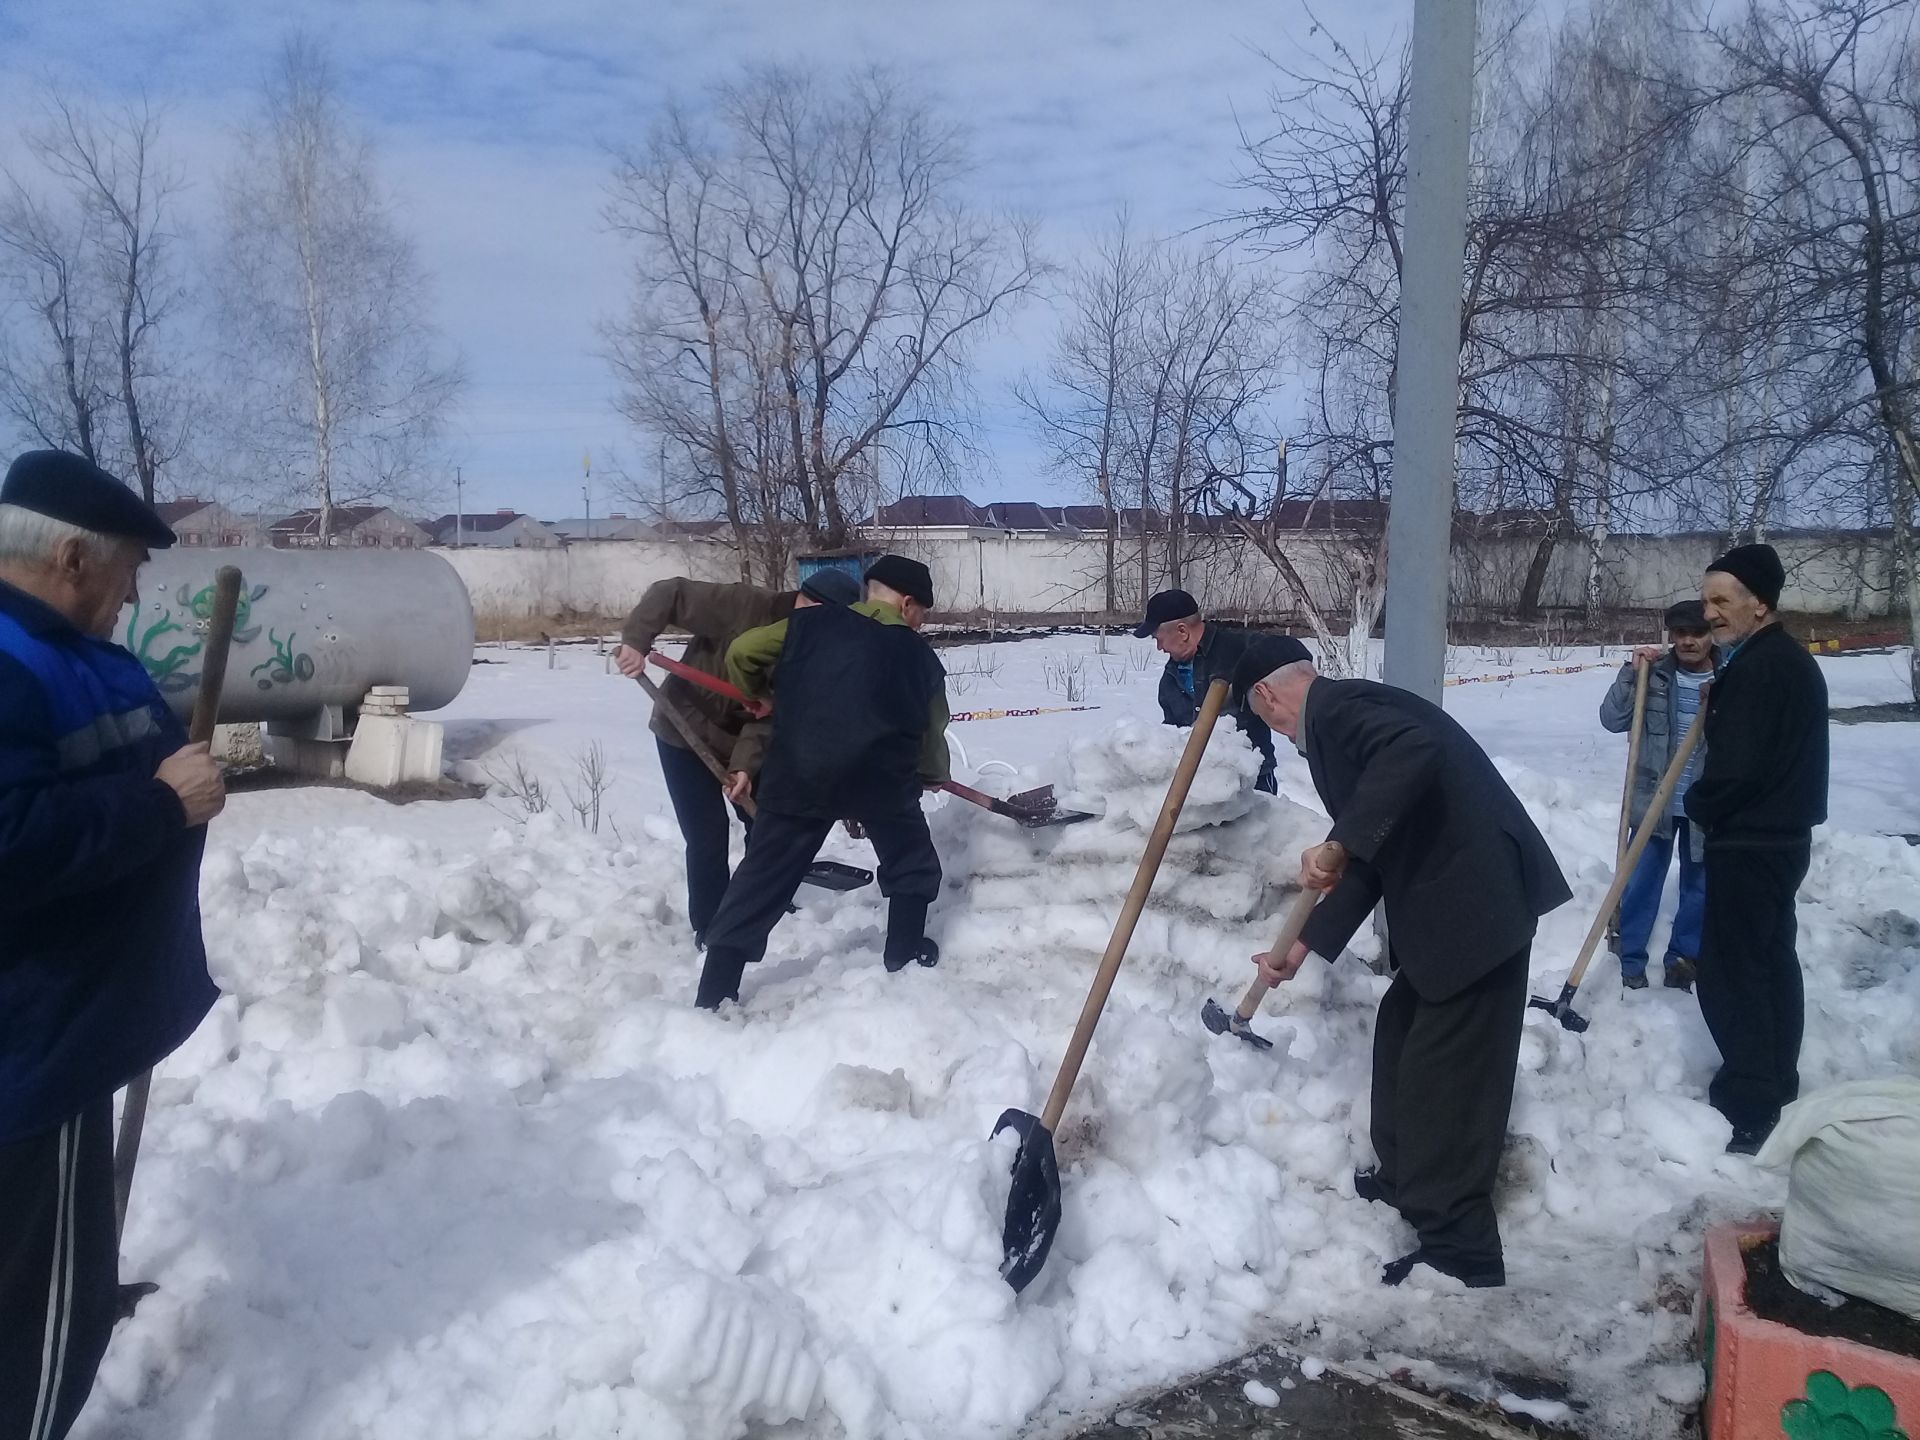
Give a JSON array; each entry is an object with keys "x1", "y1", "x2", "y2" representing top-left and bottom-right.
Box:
[{"x1": 120, "y1": 548, "x2": 474, "y2": 728}]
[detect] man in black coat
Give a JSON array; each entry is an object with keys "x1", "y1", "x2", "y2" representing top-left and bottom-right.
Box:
[
  {"x1": 1234, "y1": 639, "x2": 1571, "y2": 1288},
  {"x1": 1685, "y1": 543, "x2": 1829, "y2": 1154},
  {"x1": 1136, "y1": 589, "x2": 1279, "y2": 793},
  {"x1": 693, "y1": 555, "x2": 949, "y2": 1009}
]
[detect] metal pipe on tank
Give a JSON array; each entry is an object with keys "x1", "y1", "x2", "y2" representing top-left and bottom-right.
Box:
[{"x1": 121, "y1": 549, "x2": 475, "y2": 724}]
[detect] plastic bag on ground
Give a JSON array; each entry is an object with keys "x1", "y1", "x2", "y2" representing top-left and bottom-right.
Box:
[{"x1": 1756, "y1": 1077, "x2": 1920, "y2": 1321}]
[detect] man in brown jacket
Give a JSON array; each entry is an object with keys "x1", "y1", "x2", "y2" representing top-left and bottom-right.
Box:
[{"x1": 614, "y1": 568, "x2": 859, "y2": 941}]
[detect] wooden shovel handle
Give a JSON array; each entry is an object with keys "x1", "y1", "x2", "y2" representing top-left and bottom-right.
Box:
[
  {"x1": 1232, "y1": 878, "x2": 1325, "y2": 1023},
  {"x1": 1563, "y1": 697, "x2": 1708, "y2": 995},
  {"x1": 635, "y1": 670, "x2": 757, "y2": 819},
  {"x1": 187, "y1": 566, "x2": 244, "y2": 745},
  {"x1": 1039, "y1": 679, "x2": 1230, "y2": 1131},
  {"x1": 1614, "y1": 656, "x2": 1652, "y2": 867},
  {"x1": 117, "y1": 564, "x2": 243, "y2": 1243}
]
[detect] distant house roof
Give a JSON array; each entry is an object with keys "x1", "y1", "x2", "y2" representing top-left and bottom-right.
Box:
[
  {"x1": 154, "y1": 498, "x2": 219, "y2": 526},
  {"x1": 426, "y1": 511, "x2": 535, "y2": 542},
  {"x1": 871, "y1": 494, "x2": 989, "y2": 528}
]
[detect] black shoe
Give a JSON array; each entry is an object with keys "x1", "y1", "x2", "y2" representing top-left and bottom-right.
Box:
[
  {"x1": 1353, "y1": 1169, "x2": 1398, "y2": 1206},
  {"x1": 885, "y1": 938, "x2": 938, "y2": 973},
  {"x1": 115, "y1": 1282, "x2": 159, "y2": 1321},
  {"x1": 1382, "y1": 1247, "x2": 1504, "y2": 1289},
  {"x1": 1622, "y1": 972, "x2": 1649, "y2": 991},
  {"x1": 1726, "y1": 1127, "x2": 1769, "y2": 1156},
  {"x1": 1663, "y1": 957, "x2": 1697, "y2": 991}
]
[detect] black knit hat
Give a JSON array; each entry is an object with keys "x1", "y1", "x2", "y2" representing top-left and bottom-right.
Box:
[
  {"x1": 800, "y1": 567, "x2": 861, "y2": 606},
  {"x1": 1, "y1": 450, "x2": 176, "y2": 548},
  {"x1": 1705, "y1": 543, "x2": 1784, "y2": 609},
  {"x1": 1229, "y1": 635, "x2": 1315, "y2": 706},
  {"x1": 864, "y1": 554, "x2": 934, "y2": 608},
  {"x1": 1663, "y1": 599, "x2": 1709, "y2": 634}
]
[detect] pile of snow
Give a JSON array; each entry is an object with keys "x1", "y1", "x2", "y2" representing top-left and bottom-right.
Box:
[{"x1": 85, "y1": 662, "x2": 1920, "y2": 1440}]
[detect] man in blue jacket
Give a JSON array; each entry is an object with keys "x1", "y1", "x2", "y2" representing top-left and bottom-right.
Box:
[{"x1": 0, "y1": 450, "x2": 224, "y2": 1440}]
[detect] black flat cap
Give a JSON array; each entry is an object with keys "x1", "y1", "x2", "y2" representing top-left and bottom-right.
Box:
[
  {"x1": 865, "y1": 554, "x2": 934, "y2": 608},
  {"x1": 1663, "y1": 599, "x2": 1709, "y2": 633},
  {"x1": 1132, "y1": 588, "x2": 1199, "y2": 638},
  {"x1": 1, "y1": 450, "x2": 176, "y2": 549},
  {"x1": 1229, "y1": 635, "x2": 1315, "y2": 705}
]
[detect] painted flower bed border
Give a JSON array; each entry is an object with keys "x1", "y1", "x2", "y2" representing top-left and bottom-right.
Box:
[{"x1": 1700, "y1": 1219, "x2": 1919, "y2": 1440}]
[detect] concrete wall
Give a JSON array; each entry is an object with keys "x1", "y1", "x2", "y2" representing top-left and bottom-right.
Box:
[{"x1": 437, "y1": 529, "x2": 1907, "y2": 623}]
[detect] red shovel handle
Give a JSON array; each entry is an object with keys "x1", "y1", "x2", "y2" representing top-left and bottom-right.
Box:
[{"x1": 648, "y1": 650, "x2": 750, "y2": 704}]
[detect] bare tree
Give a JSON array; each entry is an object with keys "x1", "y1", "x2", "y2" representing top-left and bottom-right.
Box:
[
  {"x1": 0, "y1": 175, "x2": 107, "y2": 461},
  {"x1": 1694, "y1": 0, "x2": 1920, "y2": 691},
  {"x1": 214, "y1": 34, "x2": 461, "y2": 540},
  {"x1": 27, "y1": 96, "x2": 191, "y2": 502},
  {"x1": 606, "y1": 65, "x2": 1042, "y2": 574},
  {"x1": 1015, "y1": 213, "x2": 1151, "y2": 613}
]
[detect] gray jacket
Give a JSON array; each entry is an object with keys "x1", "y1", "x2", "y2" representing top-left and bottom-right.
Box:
[{"x1": 1598, "y1": 649, "x2": 1720, "y2": 859}]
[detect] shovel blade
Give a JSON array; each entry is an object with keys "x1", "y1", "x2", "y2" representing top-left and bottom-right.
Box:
[
  {"x1": 1527, "y1": 986, "x2": 1591, "y2": 1033},
  {"x1": 801, "y1": 860, "x2": 874, "y2": 892},
  {"x1": 991, "y1": 1107, "x2": 1061, "y2": 1293},
  {"x1": 1200, "y1": 997, "x2": 1274, "y2": 1050}
]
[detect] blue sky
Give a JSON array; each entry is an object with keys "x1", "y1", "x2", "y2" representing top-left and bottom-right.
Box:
[{"x1": 0, "y1": 0, "x2": 1412, "y2": 520}]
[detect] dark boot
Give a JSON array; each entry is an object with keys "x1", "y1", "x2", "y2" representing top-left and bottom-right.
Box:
[
  {"x1": 1382, "y1": 1247, "x2": 1505, "y2": 1289},
  {"x1": 883, "y1": 900, "x2": 931, "y2": 973}
]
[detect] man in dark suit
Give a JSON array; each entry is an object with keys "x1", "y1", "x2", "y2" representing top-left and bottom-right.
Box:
[
  {"x1": 1135, "y1": 588, "x2": 1278, "y2": 793},
  {"x1": 1233, "y1": 639, "x2": 1572, "y2": 1289}
]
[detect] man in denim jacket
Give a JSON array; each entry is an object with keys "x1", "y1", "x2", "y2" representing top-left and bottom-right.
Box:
[{"x1": 1598, "y1": 600, "x2": 1718, "y2": 990}]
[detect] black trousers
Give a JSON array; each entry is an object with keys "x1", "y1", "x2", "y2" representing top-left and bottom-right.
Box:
[
  {"x1": 696, "y1": 804, "x2": 941, "y2": 1008},
  {"x1": 657, "y1": 737, "x2": 751, "y2": 938},
  {"x1": 1, "y1": 1102, "x2": 116, "y2": 1440},
  {"x1": 1698, "y1": 841, "x2": 1810, "y2": 1132},
  {"x1": 1371, "y1": 948, "x2": 1529, "y2": 1273}
]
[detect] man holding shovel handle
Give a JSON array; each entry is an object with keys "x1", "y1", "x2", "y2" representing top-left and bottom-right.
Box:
[
  {"x1": 1232, "y1": 637, "x2": 1571, "y2": 1291},
  {"x1": 1599, "y1": 600, "x2": 1717, "y2": 992}
]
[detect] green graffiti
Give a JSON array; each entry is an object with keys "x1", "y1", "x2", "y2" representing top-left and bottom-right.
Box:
[
  {"x1": 1781, "y1": 1372, "x2": 1906, "y2": 1440},
  {"x1": 126, "y1": 579, "x2": 275, "y2": 694},
  {"x1": 250, "y1": 628, "x2": 315, "y2": 691},
  {"x1": 179, "y1": 580, "x2": 267, "y2": 646},
  {"x1": 124, "y1": 608, "x2": 201, "y2": 693}
]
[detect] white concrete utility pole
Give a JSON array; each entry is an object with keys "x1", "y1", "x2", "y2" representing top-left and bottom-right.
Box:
[{"x1": 1381, "y1": 0, "x2": 1478, "y2": 703}]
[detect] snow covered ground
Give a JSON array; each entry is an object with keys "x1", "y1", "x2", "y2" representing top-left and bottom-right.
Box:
[{"x1": 82, "y1": 634, "x2": 1920, "y2": 1440}]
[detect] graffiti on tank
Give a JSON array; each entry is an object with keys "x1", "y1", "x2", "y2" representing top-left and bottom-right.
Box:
[
  {"x1": 250, "y1": 628, "x2": 316, "y2": 690},
  {"x1": 125, "y1": 580, "x2": 271, "y2": 692}
]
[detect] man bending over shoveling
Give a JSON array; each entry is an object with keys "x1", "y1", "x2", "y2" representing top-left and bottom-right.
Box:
[
  {"x1": 1233, "y1": 639, "x2": 1571, "y2": 1289},
  {"x1": 692, "y1": 555, "x2": 950, "y2": 1009}
]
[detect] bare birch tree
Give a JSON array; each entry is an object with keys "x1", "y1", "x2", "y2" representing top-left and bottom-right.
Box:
[{"x1": 214, "y1": 34, "x2": 462, "y2": 539}]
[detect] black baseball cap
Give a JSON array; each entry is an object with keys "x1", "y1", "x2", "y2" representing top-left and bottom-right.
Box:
[
  {"x1": 1663, "y1": 600, "x2": 1709, "y2": 634},
  {"x1": 1229, "y1": 636, "x2": 1315, "y2": 705},
  {"x1": 1, "y1": 450, "x2": 176, "y2": 549},
  {"x1": 1132, "y1": 588, "x2": 1200, "y2": 638}
]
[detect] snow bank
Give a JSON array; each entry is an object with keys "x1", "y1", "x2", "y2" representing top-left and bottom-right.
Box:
[{"x1": 86, "y1": 678, "x2": 1920, "y2": 1440}]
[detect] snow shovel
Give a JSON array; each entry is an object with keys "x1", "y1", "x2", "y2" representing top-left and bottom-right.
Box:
[
  {"x1": 994, "y1": 678, "x2": 1231, "y2": 1293},
  {"x1": 114, "y1": 564, "x2": 243, "y2": 1278},
  {"x1": 1606, "y1": 655, "x2": 1652, "y2": 953},
  {"x1": 939, "y1": 779, "x2": 1096, "y2": 829},
  {"x1": 632, "y1": 669, "x2": 873, "y2": 893},
  {"x1": 1201, "y1": 881, "x2": 1324, "y2": 1051},
  {"x1": 1530, "y1": 696, "x2": 1707, "y2": 1032}
]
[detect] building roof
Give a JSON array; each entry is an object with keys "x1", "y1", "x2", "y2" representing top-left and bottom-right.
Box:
[
  {"x1": 427, "y1": 511, "x2": 532, "y2": 539},
  {"x1": 154, "y1": 498, "x2": 220, "y2": 525},
  {"x1": 269, "y1": 506, "x2": 404, "y2": 535}
]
